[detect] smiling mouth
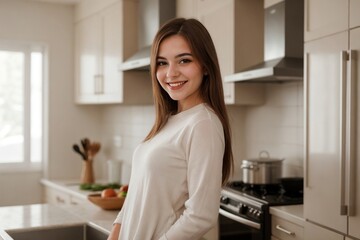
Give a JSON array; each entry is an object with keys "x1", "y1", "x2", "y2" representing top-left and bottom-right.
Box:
[{"x1": 167, "y1": 81, "x2": 187, "y2": 88}]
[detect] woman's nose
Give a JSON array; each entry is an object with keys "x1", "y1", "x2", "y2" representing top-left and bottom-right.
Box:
[{"x1": 166, "y1": 64, "x2": 179, "y2": 78}]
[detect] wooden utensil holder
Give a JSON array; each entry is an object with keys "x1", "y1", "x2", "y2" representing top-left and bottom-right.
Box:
[{"x1": 81, "y1": 160, "x2": 95, "y2": 184}]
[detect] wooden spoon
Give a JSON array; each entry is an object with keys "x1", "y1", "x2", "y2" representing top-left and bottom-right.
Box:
[{"x1": 72, "y1": 144, "x2": 87, "y2": 160}]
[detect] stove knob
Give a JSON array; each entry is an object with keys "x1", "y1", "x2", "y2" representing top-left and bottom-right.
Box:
[
  {"x1": 239, "y1": 204, "x2": 248, "y2": 214},
  {"x1": 220, "y1": 196, "x2": 229, "y2": 204}
]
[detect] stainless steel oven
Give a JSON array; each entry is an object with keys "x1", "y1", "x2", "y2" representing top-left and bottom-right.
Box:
[{"x1": 219, "y1": 181, "x2": 303, "y2": 240}]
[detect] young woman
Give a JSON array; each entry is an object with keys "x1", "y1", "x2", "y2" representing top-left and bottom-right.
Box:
[{"x1": 108, "y1": 18, "x2": 233, "y2": 240}]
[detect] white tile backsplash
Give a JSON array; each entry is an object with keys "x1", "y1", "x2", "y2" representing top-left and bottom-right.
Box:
[
  {"x1": 100, "y1": 82, "x2": 304, "y2": 183},
  {"x1": 244, "y1": 82, "x2": 304, "y2": 177},
  {"x1": 101, "y1": 105, "x2": 155, "y2": 183}
]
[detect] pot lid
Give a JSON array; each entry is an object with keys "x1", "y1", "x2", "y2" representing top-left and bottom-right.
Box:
[{"x1": 244, "y1": 150, "x2": 284, "y2": 163}]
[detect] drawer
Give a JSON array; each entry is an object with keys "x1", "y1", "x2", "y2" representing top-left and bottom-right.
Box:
[
  {"x1": 45, "y1": 188, "x2": 70, "y2": 207},
  {"x1": 272, "y1": 216, "x2": 303, "y2": 240}
]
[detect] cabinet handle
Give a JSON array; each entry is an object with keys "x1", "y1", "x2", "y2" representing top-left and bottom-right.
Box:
[
  {"x1": 94, "y1": 75, "x2": 99, "y2": 94},
  {"x1": 347, "y1": 50, "x2": 356, "y2": 216},
  {"x1": 339, "y1": 50, "x2": 348, "y2": 216},
  {"x1": 56, "y1": 196, "x2": 65, "y2": 204},
  {"x1": 304, "y1": 52, "x2": 309, "y2": 188},
  {"x1": 99, "y1": 75, "x2": 104, "y2": 94},
  {"x1": 275, "y1": 225, "x2": 295, "y2": 236},
  {"x1": 94, "y1": 74, "x2": 103, "y2": 94}
]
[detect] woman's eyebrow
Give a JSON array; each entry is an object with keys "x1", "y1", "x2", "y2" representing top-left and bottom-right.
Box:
[
  {"x1": 175, "y1": 53, "x2": 192, "y2": 58},
  {"x1": 157, "y1": 52, "x2": 193, "y2": 60}
]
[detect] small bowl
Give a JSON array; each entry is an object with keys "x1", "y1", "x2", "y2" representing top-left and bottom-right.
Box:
[{"x1": 88, "y1": 194, "x2": 125, "y2": 210}]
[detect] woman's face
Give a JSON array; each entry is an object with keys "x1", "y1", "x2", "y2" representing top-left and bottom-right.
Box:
[{"x1": 156, "y1": 34, "x2": 205, "y2": 112}]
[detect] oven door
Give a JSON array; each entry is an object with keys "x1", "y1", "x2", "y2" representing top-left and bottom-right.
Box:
[{"x1": 219, "y1": 208, "x2": 264, "y2": 240}]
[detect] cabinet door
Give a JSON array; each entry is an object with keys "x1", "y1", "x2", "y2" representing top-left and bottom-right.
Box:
[
  {"x1": 304, "y1": 32, "x2": 348, "y2": 233},
  {"x1": 75, "y1": 13, "x2": 102, "y2": 103},
  {"x1": 99, "y1": 2, "x2": 122, "y2": 103},
  {"x1": 176, "y1": 0, "x2": 196, "y2": 18},
  {"x1": 348, "y1": 27, "x2": 360, "y2": 240},
  {"x1": 304, "y1": 0, "x2": 348, "y2": 41},
  {"x1": 271, "y1": 216, "x2": 303, "y2": 240},
  {"x1": 350, "y1": 0, "x2": 360, "y2": 28},
  {"x1": 45, "y1": 187, "x2": 70, "y2": 207},
  {"x1": 196, "y1": 0, "x2": 236, "y2": 104},
  {"x1": 304, "y1": 221, "x2": 344, "y2": 240}
]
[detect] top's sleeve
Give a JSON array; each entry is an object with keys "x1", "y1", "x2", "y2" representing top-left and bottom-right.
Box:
[
  {"x1": 159, "y1": 118, "x2": 225, "y2": 240},
  {"x1": 113, "y1": 207, "x2": 124, "y2": 224}
]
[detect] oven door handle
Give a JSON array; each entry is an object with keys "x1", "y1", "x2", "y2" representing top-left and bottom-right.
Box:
[{"x1": 219, "y1": 208, "x2": 261, "y2": 230}]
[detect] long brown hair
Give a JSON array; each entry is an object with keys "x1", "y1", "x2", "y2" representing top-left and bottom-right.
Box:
[{"x1": 144, "y1": 18, "x2": 233, "y2": 185}]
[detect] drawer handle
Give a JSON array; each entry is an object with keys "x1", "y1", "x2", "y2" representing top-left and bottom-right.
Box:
[
  {"x1": 56, "y1": 196, "x2": 65, "y2": 204},
  {"x1": 276, "y1": 225, "x2": 295, "y2": 236}
]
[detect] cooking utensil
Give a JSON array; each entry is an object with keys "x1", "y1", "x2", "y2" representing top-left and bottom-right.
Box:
[
  {"x1": 87, "y1": 142, "x2": 101, "y2": 160},
  {"x1": 241, "y1": 151, "x2": 284, "y2": 184},
  {"x1": 81, "y1": 138, "x2": 90, "y2": 159},
  {"x1": 72, "y1": 144, "x2": 87, "y2": 160}
]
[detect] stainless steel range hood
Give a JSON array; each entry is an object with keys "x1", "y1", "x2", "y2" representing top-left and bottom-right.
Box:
[
  {"x1": 225, "y1": 0, "x2": 304, "y2": 83},
  {"x1": 119, "y1": 0, "x2": 176, "y2": 71}
]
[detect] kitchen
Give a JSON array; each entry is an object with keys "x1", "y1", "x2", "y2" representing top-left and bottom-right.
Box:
[{"x1": 0, "y1": 0, "x2": 358, "y2": 239}]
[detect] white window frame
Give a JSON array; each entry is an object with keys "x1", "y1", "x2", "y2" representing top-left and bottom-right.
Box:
[{"x1": 0, "y1": 40, "x2": 48, "y2": 172}]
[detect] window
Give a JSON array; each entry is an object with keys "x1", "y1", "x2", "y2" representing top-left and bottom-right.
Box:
[{"x1": 0, "y1": 42, "x2": 45, "y2": 169}]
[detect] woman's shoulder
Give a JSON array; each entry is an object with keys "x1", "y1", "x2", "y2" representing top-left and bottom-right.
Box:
[{"x1": 189, "y1": 104, "x2": 222, "y2": 127}]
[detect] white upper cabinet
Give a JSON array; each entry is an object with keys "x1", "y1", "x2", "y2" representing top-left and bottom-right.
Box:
[
  {"x1": 177, "y1": 0, "x2": 265, "y2": 105},
  {"x1": 350, "y1": 0, "x2": 360, "y2": 28},
  {"x1": 75, "y1": 0, "x2": 153, "y2": 105},
  {"x1": 75, "y1": 12, "x2": 102, "y2": 103},
  {"x1": 304, "y1": 0, "x2": 348, "y2": 41}
]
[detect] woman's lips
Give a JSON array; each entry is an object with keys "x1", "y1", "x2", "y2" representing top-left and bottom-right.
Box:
[{"x1": 167, "y1": 81, "x2": 187, "y2": 90}]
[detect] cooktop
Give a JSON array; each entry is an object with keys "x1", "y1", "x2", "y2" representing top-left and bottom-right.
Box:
[{"x1": 225, "y1": 181, "x2": 303, "y2": 206}]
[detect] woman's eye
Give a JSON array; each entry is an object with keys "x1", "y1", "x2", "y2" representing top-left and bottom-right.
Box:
[
  {"x1": 157, "y1": 61, "x2": 167, "y2": 66},
  {"x1": 179, "y1": 58, "x2": 191, "y2": 64}
]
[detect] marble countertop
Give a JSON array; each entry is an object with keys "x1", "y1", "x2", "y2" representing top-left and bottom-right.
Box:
[
  {"x1": 270, "y1": 204, "x2": 304, "y2": 226},
  {"x1": 0, "y1": 203, "x2": 118, "y2": 240},
  {"x1": 0, "y1": 179, "x2": 121, "y2": 240}
]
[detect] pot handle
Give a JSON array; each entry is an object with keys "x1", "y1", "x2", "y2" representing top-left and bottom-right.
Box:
[
  {"x1": 259, "y1": 150, "x2": 270, "y2": 159},
  {"x1": 240, "y1": 164, "x2": 259, "y2": 171}
]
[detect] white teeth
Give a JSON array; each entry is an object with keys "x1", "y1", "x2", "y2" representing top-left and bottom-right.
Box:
[{"x1": 168, "y1": 81, "x2": 185, "y2": 87}]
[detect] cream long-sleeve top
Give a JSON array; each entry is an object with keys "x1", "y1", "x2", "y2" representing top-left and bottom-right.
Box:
[{"x1": 114, "y1": 103, "x2": 225, "y2": 240}]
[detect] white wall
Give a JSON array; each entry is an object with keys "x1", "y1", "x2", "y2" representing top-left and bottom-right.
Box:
[{"x1": 0, "y1": 0, "x2": 102, "y2": 206}]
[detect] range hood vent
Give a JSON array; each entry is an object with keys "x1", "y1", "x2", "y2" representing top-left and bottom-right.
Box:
[
  {"x1": 119, "y1": 0, "x2": 176, "y2": 71},
  {"x1": 225, "y1": 0, "x2": 304, "y2": 83}
]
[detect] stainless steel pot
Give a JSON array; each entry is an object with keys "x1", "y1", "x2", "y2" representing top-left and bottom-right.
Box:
[{"x1": 241, "y1": 151, "x2": 284, "y2": 185}]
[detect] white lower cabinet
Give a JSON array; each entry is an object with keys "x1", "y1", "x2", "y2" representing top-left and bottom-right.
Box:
[
  {"x1": 271, "y1": 216, "x2": 303, "y2": 240},
  {"x1": 44, "y1": 185, "x2": 92, "y2": 209},
  {"x1": 304, "y1": 221, "x2": 344, "y2": 240},
  {"x1": 45, "y1": 187, "x2": 71, "y2": 207},
  {"x1": 44, "y1": 181, "x2": 94, "y2": 208}
]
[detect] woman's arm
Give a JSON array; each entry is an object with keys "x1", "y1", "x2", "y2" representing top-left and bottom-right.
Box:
[{"x1": 107, "y1": 223, "x2": 121, "y2": 240}]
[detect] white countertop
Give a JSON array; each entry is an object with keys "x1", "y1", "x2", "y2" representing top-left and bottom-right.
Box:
[
  {"x1": 0, "y1": 179, "x2": 121, "y2": 240},
  {"x1": 270, "y1": 204, "x2": 304, "y2": 226},
  {"x1": 0, "y1": 203, "x2": 118, "y2": 240}
]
